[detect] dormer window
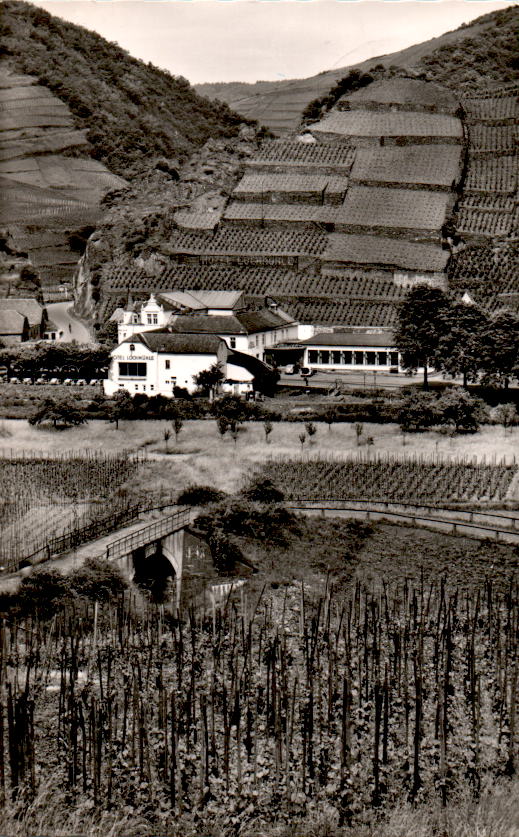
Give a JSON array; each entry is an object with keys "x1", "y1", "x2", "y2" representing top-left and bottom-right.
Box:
[
  {"x1": 147, "y1": 313, "x2": 158, "y2": 325},
  {"x1": 129, "y1": 344, "x2": 135, "y2": 352}
]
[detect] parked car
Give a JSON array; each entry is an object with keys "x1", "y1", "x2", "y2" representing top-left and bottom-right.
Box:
[
  {"x1": 88, "y1": 379, "x2": 99, "y2": 386},
  {"x1": 63, "y1": 378, "x2": 74, "y2": 385},
  {"x1": 76, "y1": 379, "x2": 87, "y2": 386},
  {"x1": 35, "y1": 377, "x2": 48, "y2": 385},
  {"x1": 22, "y1": 377, "x2": 33, "y2": 385},
  {"x1": 49, "y1": 378, "x2": 60, "y2": 385},
  {"x1": 299, "y1": 367, "x2": 314, "y2": 378},
  {"x1": 284, "y1": 364, "x2": 296, "y2": 375},
  {"x1": 9, "y1": 377, "x2": 19, "y2": 384}
]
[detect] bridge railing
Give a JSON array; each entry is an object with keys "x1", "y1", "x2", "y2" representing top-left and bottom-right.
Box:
[{"x1": 106, "y1": 507, "x2": 193, "y2": 561}]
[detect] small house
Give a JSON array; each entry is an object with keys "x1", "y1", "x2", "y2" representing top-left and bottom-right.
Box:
[{"x1": 0, "y1": 310, "x2": 30, "y2": 344}]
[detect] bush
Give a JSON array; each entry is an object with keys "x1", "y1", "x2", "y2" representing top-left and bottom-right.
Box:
[
  {"x1": 16, "y1": 569, "x2": 73, "y2": 618},
  {"x1": 398, "y1": 391, "x2": 441, "y2": 432},
  {"x1": 437, "y1": 389, "x2": 488, "y2": 433},
  {"x1": 241, "y1": 478, "x2": 285, "y2": 504},
  {"x1": 68, "y1": 558, "x2": 127, "y2": 602},
  {"x1": 177, "y1": 485, "x2": 227, "y2": 506},
  {"x1": 195, "y1": 500, "x2": 300, "y2": 549}
]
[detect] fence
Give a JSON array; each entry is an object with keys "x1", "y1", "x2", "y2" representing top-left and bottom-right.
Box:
[
  {"x1": 288, "y1": 503, "x2": 519, "y2": 544},
  {"x1": 105, "y1": 508, "x2": 193, "y2": 561},
  {"x1": 7, "y1": 505, "x2": 144, "y2": 573}
]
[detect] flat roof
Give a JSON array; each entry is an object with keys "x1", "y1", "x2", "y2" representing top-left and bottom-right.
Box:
[{"x1": 298, "y1": 331, "x2": 396, "y2": 347}]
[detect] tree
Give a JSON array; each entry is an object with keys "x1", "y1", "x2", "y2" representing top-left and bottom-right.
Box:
[
  {"x1": 29, "y1": 397, "x2": 87, "y2": 429},
  {"x1": 217, "y1": 416, "x2": 229, "y2": 438},
  {"x1": 305, "y1": 421, "x2": 317, "y2": 443},
  {"x1": 323, "y1": 406, "x2": 339, "y2": 431},
  {"x1": 193, "y1": 363, "x2": 224, "y2": 398},
  {"x1": 480, "y1": 311, "x2": 519, "y2": 388},
  {"x1": 163, "y1": 427, "x2": 171, "y2": 452},
  {"x1": 173, "y1": 415, "x2": 183, "y2": 442},
  {"x1": 299, "y1": 431, "x2": 306, "y2": 452},
  {"x1": 437, "y1": 389, "x2": 487, "y2": 433},
  {"x1": 395, "y1": 286, "x2": 452, "y2": 389},
  {"x1": 494, "y1": 403, "x2": 517, "y2": 433},
  {"x1": 436, "y1": 301, "x2": 489, "y2": 388},
  {"x1": 355, "y1": 423, "x2": 364, "y2": 446},
  {"x1": 108, "y1": 391, "x2": 134, "y2": 429},
  {"x1": 263, "y1": 420, "x2": 273, "y2": 444}
]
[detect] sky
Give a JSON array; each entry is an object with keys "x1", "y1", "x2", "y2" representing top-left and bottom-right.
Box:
[{"x1": 35, "y1": 0, "x2": 517, "y2": 85}]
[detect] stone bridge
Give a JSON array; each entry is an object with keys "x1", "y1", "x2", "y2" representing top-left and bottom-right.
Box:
[{"x1": 105, "y1": 507, "x2": 197, "y2": 606}]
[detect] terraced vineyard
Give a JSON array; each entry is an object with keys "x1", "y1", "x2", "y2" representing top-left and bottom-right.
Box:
[
  {"x1": 166, "y1": 227, "x2": 328, "y2": 258},
  {"x1": 0, "y1": 451, "x2": 139, "y2": 568},
  {"x1": 463, "y1": 155, "x2": 517, "y2": 195},
  {"x1": 223, "y1": 202, "x2": 341, "y2": 226},
  {"x1": 448, "y1": 243, "x2": 519, "y2": 307},
  {"x1": 469, "y1": 124, "x2": 517, "y2": 155},
  {"x1": 245, "y1": 140, "x2": 356, "y2": 170},
  {"x1": 0, "y1": 67, "x2": 126, "y2": 296},
  {"x1": 271, "y1": 297, "x2": 398, "y2": 326},
  {"x1": 463, "y1": 88, "x2": 519, "y2": 122},
  {"x1": 104, "y1": 262, "x2": 404, "y2": 311},
  {"x1": 258, "y1": 457, "x2": 518, "y2": 504},
  {"x1": 456, "y1": 207, "x2": 514, "y2": 238}
]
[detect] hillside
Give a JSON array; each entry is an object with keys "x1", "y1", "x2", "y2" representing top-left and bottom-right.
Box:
[
  {"x1": 0, "y1": 0, "x2": 257, "y2": 301},
  {"x1": 1, "y1": 1, "x2": 252, "y2": 177},
  {"x1": 196, "y1": 6, "x2": 519, "y2": 134}
]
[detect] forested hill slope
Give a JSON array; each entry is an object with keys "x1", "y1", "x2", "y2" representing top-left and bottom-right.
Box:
[
  {"x1": 0, "y1": 1, "x2": 251, "y2": 177},
  {"x1": 196, "y1": 6, "x2": 518, "y2": 134}
]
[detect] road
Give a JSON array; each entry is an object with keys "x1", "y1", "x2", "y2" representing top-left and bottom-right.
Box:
[{"x1": 46, "y1": 302, "x2": 92, "y2": 344}]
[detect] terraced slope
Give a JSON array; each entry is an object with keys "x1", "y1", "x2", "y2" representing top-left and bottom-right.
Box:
[
  {"x1": 98, "y1": 76, "x2": 469, "y2": 328},
  {"x1": 0, "y1": 67, "x2": 127, "y2": 299},
  {"x1": 1, "y1": 0, "x2": 249, "y2": 177}
]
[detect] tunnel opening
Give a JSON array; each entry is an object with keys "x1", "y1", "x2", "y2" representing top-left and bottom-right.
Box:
[{"x1": 132, "y1": 544, "x2": 175, "y2": 603}]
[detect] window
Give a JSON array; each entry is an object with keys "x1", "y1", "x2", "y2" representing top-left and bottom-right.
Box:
[
  {"x1": 150, "y1": 385, "x2": 154, "y2": 391},
  {"x1": 230, "y1": 337, "x2": 236, "y2": 349},
  {"x1": 390, "y1": 352, "x2": 399, "y2": 366},
  {"x1": 354, "y1": 351, "x2": 364, "y2": 365},
  {"x1": 119, "y1": 362, "x2": 147, "y2": 377},
  {"x1": 165, "y1": 359, "x2": 170, "y2": 370},
  {"x1": 146, "y1": 313, "x2": 158, "y2": 325},
  {"x1": 366, "y1": 352, "x2": 376, "y2": 365},
  {"x1": 308, "y1": 350, "x2": 318, "y2": 364},
  {"x1": 342, "y1": 351, "x2": 353, "y2": 364},
  {"x1": 378, "y1": 352, "x2": 387, "y2": 366},
  {"x1": 320, "y1": 350, "x2": 330, "y2": 364},
  {"x1": 332, "y1": 351, "x2": 342, "y2": 365}
]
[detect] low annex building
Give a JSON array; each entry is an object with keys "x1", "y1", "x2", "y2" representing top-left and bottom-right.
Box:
[{"x1": 273, "y1": 331, "x2": 403, "y2": 373}]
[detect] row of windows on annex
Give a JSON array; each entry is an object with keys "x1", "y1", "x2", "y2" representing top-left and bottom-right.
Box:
[
  {"x1": 118, "y1": 358, "x2": 177, "y2": 394},
  {"x1": 306, "y1": 350, "x2": 400, "y2": 367}
]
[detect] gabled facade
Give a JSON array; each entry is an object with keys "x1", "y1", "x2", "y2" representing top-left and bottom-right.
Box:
[
  {"x1": 105, "y1": 330, "x2": 228, "y2": 397},
  {"x1": 116, "y1": 294, "x2": 313, "y2": 361},
  {"x1": 0, "y1": 310, "x2": 30, "y2": 344},
  {"x1": 0, "y1": 298, "x2": 47, "y2": 340}
]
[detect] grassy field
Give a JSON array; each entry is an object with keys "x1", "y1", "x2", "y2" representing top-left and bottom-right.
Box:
[{"x1": 0, "y1": 418, "x2": 516, "y2": 503}]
